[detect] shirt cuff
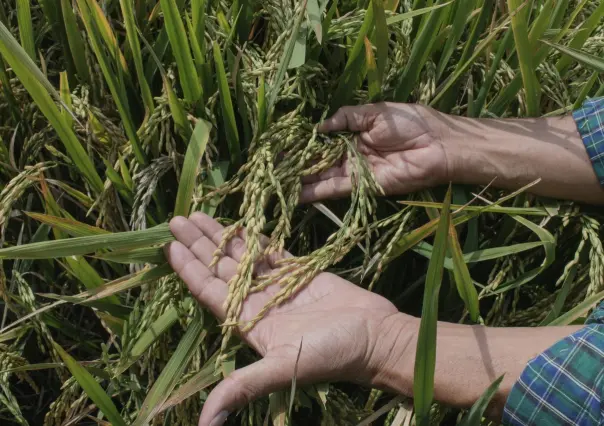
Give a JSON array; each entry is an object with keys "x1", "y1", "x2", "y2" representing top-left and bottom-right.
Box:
[
  {"x1": 502, "y1": 302, "x2": 604, "y2": 426},
  {"x1": 572, "y1": 97, "x2": 604, "y2": 186}
]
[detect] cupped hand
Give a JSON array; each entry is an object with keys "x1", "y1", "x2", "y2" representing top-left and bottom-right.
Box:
[
  {"x1": 301, "y1": 102, "x2": 451, "y2": 202},
  {"x1": 164, "y1": 213, "x2": 413, "y2": 426}
]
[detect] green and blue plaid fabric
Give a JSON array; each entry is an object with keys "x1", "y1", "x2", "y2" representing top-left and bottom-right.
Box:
[
  {"x1": 502, "y1": 301, "x2": 604, "y2": 425},
  {"x1": 573, "y1": 97, "x2": 604, "y2": 185}
]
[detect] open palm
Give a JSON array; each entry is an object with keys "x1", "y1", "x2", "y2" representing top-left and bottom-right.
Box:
[
  {"x1": 301, "y1": 102, "x2": 450, "y2": 202},
  {"x1": 164, "y1": 213, "x2": 406, "y2": 426}
]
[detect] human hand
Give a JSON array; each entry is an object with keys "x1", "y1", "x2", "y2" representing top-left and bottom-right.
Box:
[
  {"x1": 164, "y1": 213, "x2": 416, "y2": 426},
  {"x1": 301, "y1": 102, "x2": 451, "y2": 202}
]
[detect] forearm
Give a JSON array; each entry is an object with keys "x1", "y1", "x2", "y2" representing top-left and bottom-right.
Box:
[
  {"x1": 373, "y1": 314, "x2": 581, "y2": 419},
  {"x1": 443, "y1": 114, "x2": 604, "y2": 205}
]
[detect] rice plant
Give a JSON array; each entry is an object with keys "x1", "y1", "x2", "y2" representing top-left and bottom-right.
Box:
[{"x1": 0, "y1": 0, "x2": 603, "y2": 425}]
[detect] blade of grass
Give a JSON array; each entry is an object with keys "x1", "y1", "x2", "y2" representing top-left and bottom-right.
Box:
[
  {"x1": 371, "y1": 0, "x2": 388, "y2": 84},
  {"x1": 60, "y1": 0, "x2": 92, "y2": 85},
  {"x1": 330, "y1": 0, "x2": 374, "y2": 112},
  {"x1": 540, "y1": 265, "x2": 577, "y2": 326},
  {"x1": 213, "y1": 41, "x2": 241, "y2": 167},
  {"x1": 52, "y1": 342, "x2": 127, "y2": 426},
  {"x1": 0, "y1": 223, "x2": 173, "y2": 260},
  {"x1": 507, "y1": 0, "x2": 540, "y2": 116},
  {"x1": 174, "y1": 119, "x2": 211, "y2": 217},
  {"x1": 393, "y1": 0, "x2": 451, "y2": 102},
  {"x1": 132, "y1": 309, "x2": 205, "y2": 425},
  {"x1": 436, "y1": 0, "x2": 476, "y2": 79},
  {"x1": 364, "y1": 37, "x2": 380, "y2": 101},
  {"x1": 448, "y1": 222, "x2": 480, "y2": 322},
  {"x1": 555, "y1": 1, "x2": 604, "y2": 75},
  {"x1": 160, "y1": 0, "x2": 202, "y2": 103},
  {"x1": 458, "y1": 375, "x2": 505, "y2": 426},
  {"x1": 119, "y1": 0, "x2": 154, "y2": 113},
  {"x1": 157, "y1": 350, "x2": 223, "y2": 414},
  {"x1": 548, "y1": 289, "x2": 604, "y2": 326},
  {"x1": 0, "y1": 21, "x2": 103, "y2": 193},
  {"x1": 486, "y1": 215, "x2": 556, "y2": 295},
  {"x1": 267, "y1": 0, "x2": 308, "y2": 120},
  {"x1": 413, "y1": 185, "x2": 451, "y2": 426},
  {"x1": 542, "y1": 40, "x2": 604, "y2": 73},
  {"x1": 25, "y1": 212, "x2": 109, "y2": 237},
  {"x1": 16, "y1": 0, "x2": 36, "y2": 60},
  {"x1": 75, "y1": 0, "x2": 147, "y2": 166}
]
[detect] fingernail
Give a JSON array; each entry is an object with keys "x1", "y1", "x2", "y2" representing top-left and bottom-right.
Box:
[{"x1": 209, "y1": 411, "x2": 229, "y2": 426}]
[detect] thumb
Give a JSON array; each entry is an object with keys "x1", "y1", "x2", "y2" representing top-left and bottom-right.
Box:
[{"x1": 198, "y1": 356, "x2": 295, "y2": 426}]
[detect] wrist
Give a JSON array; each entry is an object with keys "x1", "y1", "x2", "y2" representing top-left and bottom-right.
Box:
[
  {"x1": 441, "y1": 113, "x2": 603, "y2": 204},
  {"x1": 369, "y1": 312, "x2": 418, "y2": 397}
]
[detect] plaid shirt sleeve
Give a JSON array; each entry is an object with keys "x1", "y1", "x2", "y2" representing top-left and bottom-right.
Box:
[
  {"x1": 502, "y1": 301, "x2": 604, "y2": 425},
  {"x1": 572, "y1": 97, "x2": 604, "y2": 185}
]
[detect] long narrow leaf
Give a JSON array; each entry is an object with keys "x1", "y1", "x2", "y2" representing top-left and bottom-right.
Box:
[
  {"x1": 0, "y1": 224, "x2": 173, "y2": 260},
  {"x1": 53, "y1": 342, "x2": 127, "y2": 426},
  {"x1": 132, "y1": 310, "x2": 205, "y2": 425},
  {"x1": 174, "y1": 119, "x2": 211, "y2": 217},
  {"x1": 160, "y1": 0, "x2": 202, "y2": 103},
  {"x1": 413, "y1": 185, "x2": 451, "y2": 426}
]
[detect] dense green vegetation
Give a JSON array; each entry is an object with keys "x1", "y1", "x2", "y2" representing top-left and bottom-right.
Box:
[{"x1": 0, "y1": 0, "x2": 603, "y2": 424}]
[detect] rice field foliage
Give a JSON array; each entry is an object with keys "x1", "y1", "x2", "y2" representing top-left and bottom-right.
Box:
[{"x1": 0, "y1": 0, "x2": 603, "y2": 424}]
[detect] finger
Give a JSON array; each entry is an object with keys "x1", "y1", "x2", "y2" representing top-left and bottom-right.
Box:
[
  {"x1": 301, "y1": 164, "x2": 347, "y2": 185},
  {"x1": 170, "y1": 216, "x2": 239, "y2": 282},
  {"x1": 318, "y1": 105, "x2": 377, "y2": 133},
  {"x1": 189, "y1": 212, "x2": 253, "y2": 262},
  {"x1": 163, "y1": 241, "x2": 227, "y2": 318},
  {"x1": 198, "y1": 357, "x2": 295, "y2": 426},
  {"x1": 299, "y1": 177, "x2": 353, "y2": 203}
]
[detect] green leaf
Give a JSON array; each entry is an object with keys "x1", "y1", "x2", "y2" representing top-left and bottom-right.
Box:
[
  {"x1": 16, "y1": 0, "x2": 35, "y2": 60},
  {"x1": 0, "y1": 224, "x2": 173, "y2": 260},
  {"x1": 119, "y1": 0, "x2": 154, "y2": 113},
  {"x1": 393, "y1": 0, "x2": 451, "y2": 102},
  {"x1": 458, "y1": 375, "x2": 504, "y2": 426},
  {"x1": 174, "y1": 119, "x2": 211, "y2": 217},
  {"x1": 0, "y1": 21, "x2": 104, "y2": 193},
  {"x1": 60, "y1": 0, "x2": 91, "y2": 84},
  {"x1": 413, "y1": 185, "x2": 451, "y2": 426},
  {"x1": 25, "y1": 212, "x2": 110, "y2": 237},
  {"x1": 94, "y1": 246, "x2": 165, "y2": 264},
  {"x1": 448, "y1": 222, "x2": 480, "y2": 322},
  {"x1": 132, "y1": 310, "x2": 205, "y2": 425},
  {"x1": 507, "y1": 0, "x2": 541, "y2": 116},
  {"x1": 385, "y1": 2, "x2": 452, "y2": 25},
  {"x1": 541, "y1": 265, "x2": 577, "y2": 326},
  {"x1": 330, "y1": 1, "x2": 374, "y2": 112},
  {"x1": 306, "y1": 0, "x2": 324, "y2": 44},
  {"x1": 542, "y1": 40, "x2": 604, "y2": 73},
  {"x1": 372, "y1": 0, "x2": 388, "y2": 84},
  {"x1": 75, "y1": 0, "x2": 147, "y2": 166},
  {"x1": 213, "y1": 41, "x2": 241, "y2": 167},
  {"x1": 555, "y1": 1, "x2": 604, "y2": 74},
  {"x1": 487, "y1": 215, "x2": 556, "y2": 295},
  {"x1": 267, "y1": 0, "x2": 308, "y2": 120},
  {"x1": 548, "y1": 289, "x2": 604, "y2": 326},
  {"x1": 157, "y1": 351, "x2": 222, "y2": 414},
  {"x1": 436, "y1": 0, "x2": 475, "y2": 79},
  {"x1": 53, "y1": 342, "x2": 127, "y2": 426},
  {"x1": 160, "y1": 0, "x2": 202, "y2": 103},
  {"x1": 364, "y1": 37, "x2": 381, "y2": 100}
]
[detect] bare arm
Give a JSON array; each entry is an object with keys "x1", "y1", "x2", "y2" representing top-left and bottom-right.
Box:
[
  {"x1": 374, "y1": 314, "x2": 582, "y2": 419},
  {"x1": 443, "y1": 114, "x2": 604, "y2": 205},
  {"x1": 307, "y1": 103, "x2": 604, "y2": 205}
]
